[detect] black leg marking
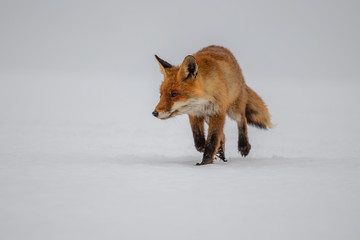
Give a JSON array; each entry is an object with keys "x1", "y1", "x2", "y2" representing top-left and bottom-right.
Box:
[
  {"x1": 215, "y1": 141, "x2": 227, "y2": 162},
  {"x1": 193, "y1": 132, "x2": 205, "y2": 152},
  {"x1": 238, "y1": 121, "x2": 251, "y2": 157},
  {"x1": 238, "y1": 134, "x2": 251, "y2": 157},
  {"x1": 197, "y1": 133, "x2": 218, "y2": 165},
  {"x1": 190, "y1": 117, "x2": 205, "y2": 153}
]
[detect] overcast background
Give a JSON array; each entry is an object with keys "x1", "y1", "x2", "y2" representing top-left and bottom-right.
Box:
[
  {"x1": 1, "y1": 0, "x2": 359, "y2": 80},
  {"x1": 0, "y1": 1, "x2": 359, "y2": 240}
]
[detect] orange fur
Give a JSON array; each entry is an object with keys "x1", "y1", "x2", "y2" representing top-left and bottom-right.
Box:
[{"x1": 153, "y1": 45, "x2": 272, "y2": 165}]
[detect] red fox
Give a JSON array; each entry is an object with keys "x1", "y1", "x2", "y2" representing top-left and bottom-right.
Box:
[{"x1": 152, "y1": 45, "x2": 273, "y2": 165}]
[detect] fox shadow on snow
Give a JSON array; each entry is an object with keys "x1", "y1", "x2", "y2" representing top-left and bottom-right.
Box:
[{"x1": 113, "y1": 155, "x2": 291, "y2": 168}]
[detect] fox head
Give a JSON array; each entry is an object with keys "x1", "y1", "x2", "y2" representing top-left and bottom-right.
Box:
[{"x1": 152, "y1": 54, "x2": 203, "y2": 120}]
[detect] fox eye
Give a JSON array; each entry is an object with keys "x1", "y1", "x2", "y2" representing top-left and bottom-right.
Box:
[{"x1": 170, "y1": 92, "x2": 179, "y2": 98}]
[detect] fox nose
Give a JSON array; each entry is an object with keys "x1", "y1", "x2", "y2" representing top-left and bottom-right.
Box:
[{"x1": 152, "y1": 110, "x2": 159, "y2": 117}]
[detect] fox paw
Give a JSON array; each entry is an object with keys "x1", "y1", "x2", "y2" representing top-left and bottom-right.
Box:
[
  {"x1": 196, "y1": 162, "x2": 212, "y2": 166},
  {"x1": 215, "y1": 154, "x2": 227, "y2": 162},
  {"x1": 196, "y1": 158, "x2": 213, "y2": 166},
  {"x1": 215, "y1": 146, "x2": 227, "y2": 162},
  {"x1": 239, "y1": 143, "x2": 251, "y2": 157}
]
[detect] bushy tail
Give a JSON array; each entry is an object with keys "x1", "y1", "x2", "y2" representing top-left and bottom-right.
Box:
[{"x1": 245, "y1": 85, "x2": 274, "y2": 129}]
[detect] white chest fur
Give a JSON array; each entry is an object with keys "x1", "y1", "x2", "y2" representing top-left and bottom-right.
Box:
[{"x1": 171, "y1": 98, "x2": 220, "y2": 117}]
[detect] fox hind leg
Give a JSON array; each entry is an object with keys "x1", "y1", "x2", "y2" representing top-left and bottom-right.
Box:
[
  {"x1": 228, "y1": 103, "x2": 251, "y2": 157},
  {"x1": 238, "y1": 116, "x2": 251, "y2": 157}
]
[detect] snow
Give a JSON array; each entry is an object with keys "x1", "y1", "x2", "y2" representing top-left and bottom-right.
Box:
[
  {"x1": 1, "y1": 0, "x2": 360, "y2": 238},
  {"x1": 0, "y1": 74, "x2": 359, "y2": 240}
]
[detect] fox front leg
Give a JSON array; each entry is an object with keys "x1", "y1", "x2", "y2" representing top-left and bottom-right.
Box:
[
  {"x1": 196, "y1": 113, "x2": 226, "y2": 165},
  {"x1": 189, "y1": 116, "x2": 205, "y2": 152},
  {"x1": 216, "y1": 134, "x2": 227, "y2": 162}
]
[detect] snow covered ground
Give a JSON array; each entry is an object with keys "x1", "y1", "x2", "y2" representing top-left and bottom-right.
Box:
[{"x1": 0, "y1": 74, "x2": 359, "y2": 240}]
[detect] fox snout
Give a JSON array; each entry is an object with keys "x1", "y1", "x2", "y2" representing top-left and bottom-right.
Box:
[
  {"x1": 152, "y1": 110, "x2": 159, "y2": 117},
  {"x1": 152, "y1": 109, "x2": 172, "y2": 120},
  {"x1": 153, "y1": 97, "x2": 173, "y2": 119}
]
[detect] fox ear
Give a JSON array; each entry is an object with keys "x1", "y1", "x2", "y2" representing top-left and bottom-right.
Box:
[
  {"x1": 155, "y1": 55, "x2": 173, "y2": 74},
  {"x1": 179, "y1": 55, "x2": 198, "y2": 82}
]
